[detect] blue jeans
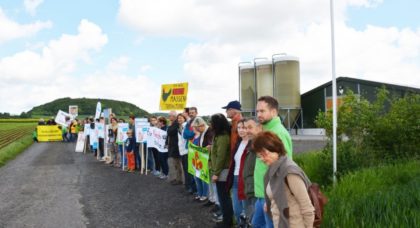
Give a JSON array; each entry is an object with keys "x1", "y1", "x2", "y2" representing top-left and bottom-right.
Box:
[
  {"x1": 232, "y1": 175, "x2": 246, "y2": 223},
  {"x1": 194, "y1": 176, "x2": 208, "y2": 197},
  {"x1": 119, "y1": 145, "x2": 127, "y2": 167},
  {"x1": 252, "y1": 198, "x2": 273, "y2": 228}
]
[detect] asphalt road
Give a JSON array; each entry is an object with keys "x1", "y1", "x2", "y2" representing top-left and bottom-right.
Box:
[{"x1": 0, "y1": 142, "x2": 215, "y2": 228}]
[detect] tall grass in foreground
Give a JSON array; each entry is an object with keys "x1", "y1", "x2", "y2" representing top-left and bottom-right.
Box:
[
  {"x1": 0, "y1": 135, "x2": 33, "y2": 167},
  {"x1": 323, "y1": 160, "x2": 420, "y2": 227}
]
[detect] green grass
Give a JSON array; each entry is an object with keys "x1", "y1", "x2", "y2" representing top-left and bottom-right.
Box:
[
  {"x1": 322, "y1": 160, "x2": 420, "y2": 227},
  {"x1": 0, "y1": 134, "x2": 34, "y2": 167},
  {"x1": 0, "y1": 122, "x2": 37, "y2": 130}
]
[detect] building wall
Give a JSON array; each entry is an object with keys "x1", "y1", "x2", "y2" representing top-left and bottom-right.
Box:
[{"x1": 301, "y1": 77, "x2": 419, "y2": 128}]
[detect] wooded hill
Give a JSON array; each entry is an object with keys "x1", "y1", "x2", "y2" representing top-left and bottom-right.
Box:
[{"x1": 27, "y1": 97, "x2": 150, "y2": 117}]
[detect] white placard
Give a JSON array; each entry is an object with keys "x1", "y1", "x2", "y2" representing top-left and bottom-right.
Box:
[
  {"x1": 84, "y1": 124, "x2": 90, "y2": 136},
  {"x1": 97, "y1": 123, "x2": 105, "y2": 139},
  {"x1": 55, "y1": 110, "x2": 72, "y2": 126},
  {"x1": 95, "y1": 102, "x2": 101, "y2": 120},
  {"x1": 135, "y1": 118, "x2": 150, "y2": 143},
  {"x1": 69, "y1": 105, "x2": 78, "y2": 118},
  {"x1": 117, "y1": 123, "x2": 129, "y2": 144},
  {"x1": 75, "y1": 132, "x2": 85, "y2": 152},
  {"x1": 146, "y1": 127, "x2": 168, "y2": 152},
  {"x1": 89, "y1": 125, "x2": 98, "y2": 149}
]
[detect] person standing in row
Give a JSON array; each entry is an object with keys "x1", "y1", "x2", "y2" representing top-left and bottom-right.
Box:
[
  {"x1": 252, "y1": 96, "x2": 294, "y2": 228},
  {"x1": 222, "y1": 100, "x2": 243, "y2": 155},
  {"x1": 183, "y1": 107, "x2": 198, "y2": 194},
  {"x1": 252, "y1": 131, "x2": 314, "y2": 228},
  {"x1": 157, "y1": 116, "x2": 169, "y2": 179},
  {"x1": 125, "y1": 129, "x2": 136, "y2": 173},
  {"x1": 167, "y1": 111, "x2": 183, "y2": 185},
  {"x1": 226, "y1": 119, "x2": 250, "y2": 226},
  {"x1": 242, "y1": 117, "x2": 262, "y2": 225},
  {"x1": 149, "y1": 116, "x2": 161, "y2": 176},
  {"x1": 210, "y1": 113, "x2": 234, "y2": 228},
  {"x1": 191, "y1": 117, "x2": 213, "y2": 202}
]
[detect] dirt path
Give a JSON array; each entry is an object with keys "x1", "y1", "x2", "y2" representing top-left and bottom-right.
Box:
[{"x1": 0, "y1": 142, "x2": 214, "y2": 228}]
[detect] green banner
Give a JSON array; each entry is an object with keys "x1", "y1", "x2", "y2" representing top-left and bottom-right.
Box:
[{"x1": 188, "y1": 142, "x2": 210, "y2": 184}]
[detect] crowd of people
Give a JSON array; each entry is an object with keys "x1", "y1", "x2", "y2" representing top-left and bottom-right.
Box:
[{"x1": 46, "y1": 95, "x2": 316, "y2": 228}]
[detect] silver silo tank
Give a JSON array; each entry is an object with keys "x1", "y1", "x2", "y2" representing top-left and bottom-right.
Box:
[
  {"x1": 239, "y1": 62, "x2": 256, "y2": 113},
  {"x1": 255, "y1": 59, "x2": 273, "y2": 99},
  {"x1": 273, "y1": 54, "x2": 301, "y2": 129}
]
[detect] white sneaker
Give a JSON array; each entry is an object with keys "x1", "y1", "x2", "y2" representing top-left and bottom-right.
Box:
[
  {"x1": 153, "y1": 171, "x2": 161, "y2": 176},
  {"x1": 159, "y1": 174, "x2": 167, "y2": 179}
]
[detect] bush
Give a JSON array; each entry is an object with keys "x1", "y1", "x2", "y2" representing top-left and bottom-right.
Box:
[
  {"x1": 294, "y1": 151, "x2": 332, "y2": 187},
  {"x1": 315, "y1": 88, "x2": 420, "y2": 177},
  {"x1": 323, "y1": 160, "x2": 420, "y2": 227}
]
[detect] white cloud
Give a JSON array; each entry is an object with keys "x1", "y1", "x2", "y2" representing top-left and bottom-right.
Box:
[
  {"x1": 0, "y1": 19, "x2": 108, "y2": 83},
  {"x1": 118, "y1": 0, "x2": 420, "y2": 115},
  {"x1": 0, "y1": 7, "x2": 52, "y2": 44},
  {"x1": 0, "y1": 19, "x2": 110, "y2": 114},
  {"x1": 24, "y1": 0, "x2": 44, "y2": 16},
  {"x1": 106, "y1": 56, "x2": 130, "y2": 72}
]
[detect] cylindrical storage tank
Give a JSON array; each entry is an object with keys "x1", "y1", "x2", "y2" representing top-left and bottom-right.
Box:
[
  {"x1": 255, "y1": 59, "x2": 273, "y2": 99},
  {"x1": 273, "y1": 55, "x2": 300, "y2": 128},
  {"x1": 239, "y1": 63, "x2": 256, "y2": 112}
]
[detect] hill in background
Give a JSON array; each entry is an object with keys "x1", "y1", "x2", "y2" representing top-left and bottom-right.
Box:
[{"x1": 27, "y1": 97, "x2": 150, "y2": 118}]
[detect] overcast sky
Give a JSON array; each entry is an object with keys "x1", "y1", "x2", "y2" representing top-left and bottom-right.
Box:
[{"x1": 1, "y1": 0, "x2": 419, "y2": 115}]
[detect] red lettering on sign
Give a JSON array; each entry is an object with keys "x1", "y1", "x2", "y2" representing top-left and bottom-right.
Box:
[{"x1": 172, "y1": 88, "x2": 184, "y2": 95}]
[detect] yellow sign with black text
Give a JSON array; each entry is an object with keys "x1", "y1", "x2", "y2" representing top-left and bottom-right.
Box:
[
  {"x1": 37, "y1": 125, "x2": 63, "y2": 142},
  {"x1": 159, "y1": 82, "x2": 188, "y2": 110}
]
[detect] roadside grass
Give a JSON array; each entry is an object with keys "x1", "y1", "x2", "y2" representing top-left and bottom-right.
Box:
[
  {"x1": 0, "y1": 134, "x2": 34, "y2": 167},
  {"x1": 323, "y1": 160, "x2": 420, "y2": 227}
]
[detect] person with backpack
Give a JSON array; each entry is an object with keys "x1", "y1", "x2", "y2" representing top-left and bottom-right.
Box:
[{"x1": 252, "y1": 131, "x2": 315, "y2": 228}]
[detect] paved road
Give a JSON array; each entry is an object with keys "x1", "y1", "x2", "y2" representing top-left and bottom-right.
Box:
[{"x1": 0, "y1": 143, "x2": 214, "y2": 228}]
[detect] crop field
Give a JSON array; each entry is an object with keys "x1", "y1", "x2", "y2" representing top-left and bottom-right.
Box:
[{"x1": 0, "y1": 122, "x2": 36, "y2": 150}]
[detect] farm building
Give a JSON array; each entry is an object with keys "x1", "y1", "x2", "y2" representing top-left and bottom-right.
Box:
[{"x1": 300, "y1": 76, "x2": 420, "y2": 128}]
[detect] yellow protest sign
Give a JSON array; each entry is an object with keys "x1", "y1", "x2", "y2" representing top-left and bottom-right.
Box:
[
  {"x1": 37, "y1": 125, "x2": 63, "y2": 142},
  {"x1": 159, "y1": 82, "x2": 188, "y2": 110}
]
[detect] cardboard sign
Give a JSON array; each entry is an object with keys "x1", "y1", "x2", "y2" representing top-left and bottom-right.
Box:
[
  {"x1": 94, "y1": 102, "x2": 101, "y2": 120},
  {"x1": 146, "y1": 127, "x2": 168, "y2": 152},
  {"x1": 55, "y1": 110, "x2": 72, "y2": 127},
  {"x1": 159, "y1": 82, "x2": 188, "y2": 110},
  {"x1": 75, "y1": 132, "x2": 85, "y2": 152},
  {"x1": 135, "y1": 118, "x2": 150, "y2": 143},
  {"x1": 37, "y1": 125, "x2": 63, "y2": 142},
  {"x1": 188, "y1": 143, "x2": 210, "y2": 183},
  {"x1": 69, "y1": 105, "x2": 78, "y2": 118},
  {"x1": 117, "y1": 123, "x2": 129, "y2": 144}
]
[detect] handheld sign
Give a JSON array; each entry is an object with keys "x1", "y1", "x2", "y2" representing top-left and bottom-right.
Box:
[{"x1": 135, "y1": 118, "x2": 150, "y2": 143}]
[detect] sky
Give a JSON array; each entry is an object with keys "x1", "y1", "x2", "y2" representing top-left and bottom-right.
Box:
[{"x1": 1, "y1": 0, "x2": 419, "y2": 115}]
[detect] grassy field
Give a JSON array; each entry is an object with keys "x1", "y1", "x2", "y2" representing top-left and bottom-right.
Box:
[{"x1": 0, "y1": 121, "x2": 37, "y2": 167}]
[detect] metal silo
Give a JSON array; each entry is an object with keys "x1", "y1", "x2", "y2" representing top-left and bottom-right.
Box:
[
  {"x1": 273, "y1": 54, "x2": 301, "y2": 129},
  {"x1": 239, "y1": 62, "x2": 256, "y2": 114},
  {"x1": 255, "y1": 58, "x2": 273, "y2": 99}
]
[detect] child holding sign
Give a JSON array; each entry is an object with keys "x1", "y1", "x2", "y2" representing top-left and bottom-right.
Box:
[{"x1": 125, "y1": 129, "x2": 136, "y2": 172}]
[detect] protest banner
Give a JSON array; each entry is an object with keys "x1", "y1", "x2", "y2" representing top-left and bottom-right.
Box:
[
  {"x1": 84, "y1": 124, "x2": 90, "y2": 136},
  {"x1": 95, "y1": 101, "x2": 101, "y2": 120},
  {"x1": 97, "y1": 123, "x2": 105, "y2": 139},
  {"x1": 75, "y1": 132, "x2": 85, "y2": 152},
  {"x1": 55, "y1": 110, "x2": 72, "y2": 126},
  {"x1": 37, "y1": 125, "x2": 63, "y2": 142},
  {"x1": 103, "y1": 108, "x2": 112, "y2": 120},
  {"x1": 117, "y1": 123, "x2": 129, "y2": 144},
  {"x1": 134, "y1": 118, "x2": 149, "y2": 143},
  {"x1": 89, "y1": 125, "x2": 98, "y2": 150},
  {"x1": 159, "y1": 82, "x2": 188, "y2": 110},
  {"x1": 188, "y1": 143, "x2": 210, "y2": 183},
  {"x1": 146, "y1": 127, "x2": 168, "y2": 152},
  {"x1": 69, "y1": 105, "x2": 78, "y2": 118}
]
